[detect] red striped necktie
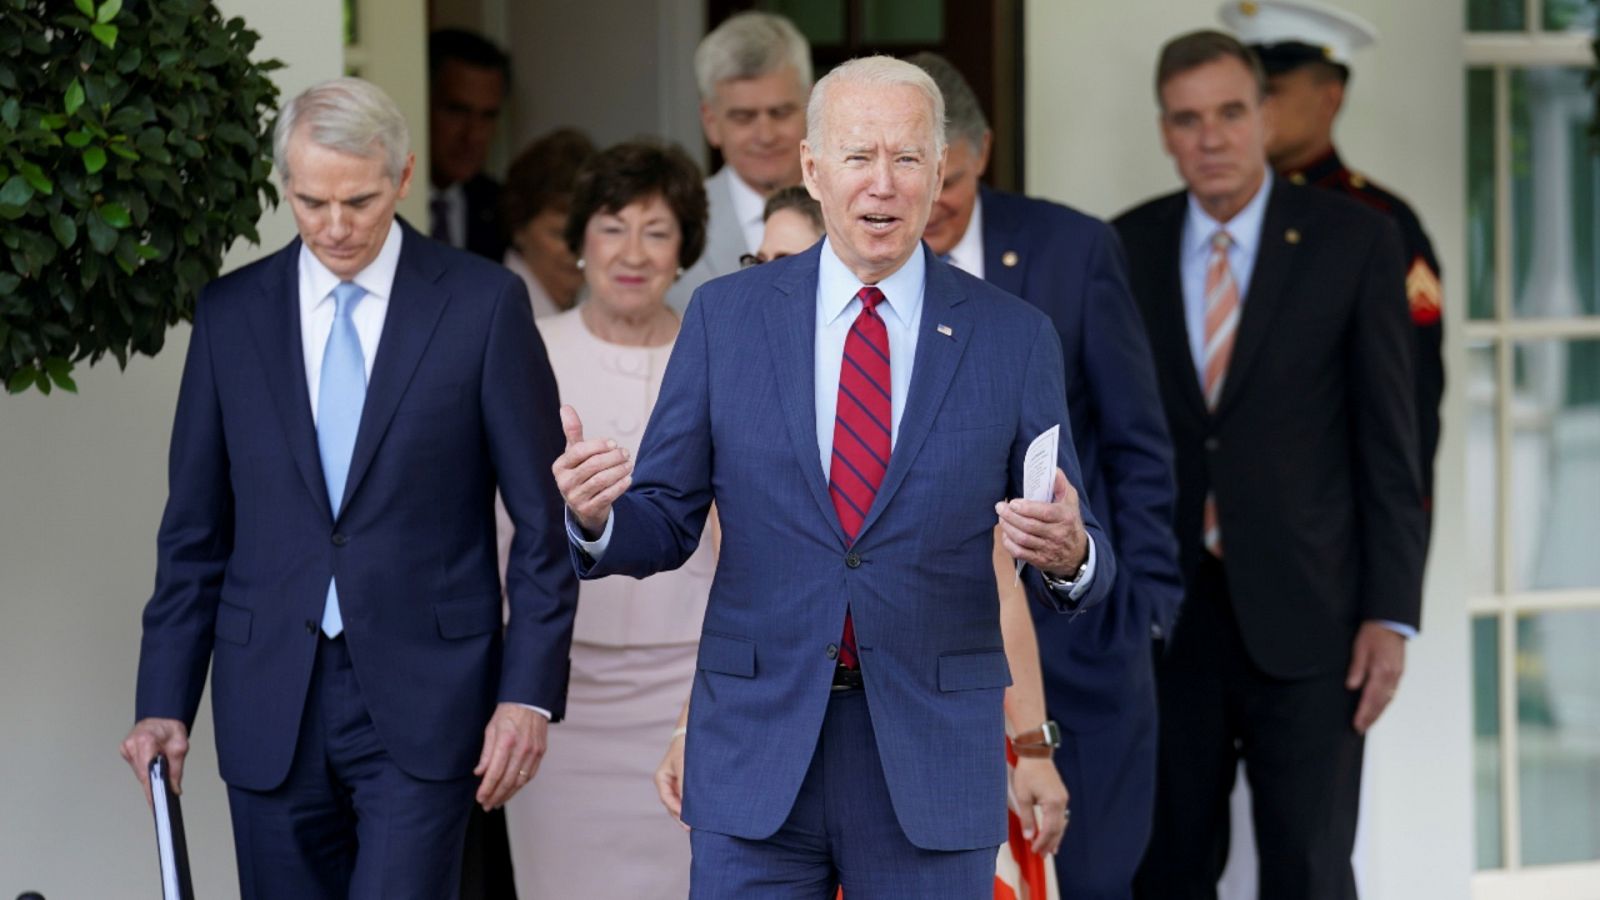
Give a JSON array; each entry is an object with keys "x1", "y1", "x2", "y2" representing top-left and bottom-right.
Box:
[{"x1": 828, "y1": 286, "x2": 891, "y2": 670}]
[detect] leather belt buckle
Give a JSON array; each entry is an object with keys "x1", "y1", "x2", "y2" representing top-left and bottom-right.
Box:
[{"x1": 830, "y1": 664, "x2": 864, "y2": 692}]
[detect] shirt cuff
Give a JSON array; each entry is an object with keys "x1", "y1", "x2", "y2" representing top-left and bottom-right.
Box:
[
  {"x1": 1044, "y1": 535, "x2": 1097, "y2": 600},
  {"x1": 514, "y1": 703, "x2": 552, "y2": 720},
  {"x1": 1375, "y1": 619, "x2": 1417, "y2": 640},
  {"x1": 565, "y1": 508, "x2": 614, "y2": 560}
]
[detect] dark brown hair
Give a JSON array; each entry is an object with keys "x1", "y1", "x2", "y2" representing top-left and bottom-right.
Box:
[
  {"x1": 762, "y1": 185, "x2": 823, "y2": 234},
  {"x1": 564, "y1": 140, "x2": 708, "y2": 271},
  {"x1": 501, "y1": 128, "x2": 596, "y2": 234},
  {"x1": 1155, "y1": 29, "x2": 1267, "y2": 107}
]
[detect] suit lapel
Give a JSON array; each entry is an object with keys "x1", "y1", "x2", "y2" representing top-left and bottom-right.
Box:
[
  {"x1": 1214, "y1": 181, "x2": 1296, "y2": 418},
  {"x1": 764, "y1": 246, "x2": 847, "y2": 547},
  {"x1": 338, "y1": 225, "x2": 451, "y2": 518},
  {"x1": 1148, "y1": 196, "x2": 1207, "y2": 421},
  {"x1": 247, "y1": 239, "x2": 333, "y2": 522},
  {"x1": 979, "y1": 187, "x2": 1025, "y2": 298},
  {"x1": 855, "y1": 249, "x2": 972, "y2": 543}
]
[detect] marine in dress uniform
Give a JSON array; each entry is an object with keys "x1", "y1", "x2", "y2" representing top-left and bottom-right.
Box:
[{"x1": 1222, "y1": 0, "x2": 1445, "y2": 514}]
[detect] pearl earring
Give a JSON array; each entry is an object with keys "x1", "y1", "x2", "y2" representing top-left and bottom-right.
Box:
[{"x1": 576, "y1": 258, "x2": 586, "y2": 269}]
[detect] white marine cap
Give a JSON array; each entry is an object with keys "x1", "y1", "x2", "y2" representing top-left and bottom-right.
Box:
[{"x1": 1218, "y1": 0, "x2": 1378, "y2": 67}]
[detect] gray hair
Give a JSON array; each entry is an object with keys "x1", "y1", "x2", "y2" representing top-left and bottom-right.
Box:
[
  {"x1": 805, "y1": 56, "x2": 946, "y2": 158},
  {"x1": 694, "y1": 12, "x2": 812, "y2": 101},
  {"x1": 905, "y1": 52, "x2": 988, "y2": 154},
  {"x1": 273, "y1": 77, "x2": 411, "y2": 184}
]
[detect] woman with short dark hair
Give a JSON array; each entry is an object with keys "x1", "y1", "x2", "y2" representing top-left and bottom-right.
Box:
[
  {"x1": 500, "y1": 140, "x2": 712, "y2": 899},
  {"x1": 500, "y1": 128, "x2": 596, "y2": 317}
]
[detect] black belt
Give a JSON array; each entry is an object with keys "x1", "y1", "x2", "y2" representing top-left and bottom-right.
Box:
[{"x1": 831, "y1": 664, "x2": 864, "y2": 692}]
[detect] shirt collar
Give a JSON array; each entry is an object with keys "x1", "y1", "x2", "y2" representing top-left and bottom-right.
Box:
[
  {"x1": 1184, "y1": 170, "x2": 1273, "y2": 260},
  {"x1": 725, "y1": 169, "x2": 768, "y2": 230},
  {"x1": 301, "y1": 219, "x2": 404, "y2": 309},
  {"x1": 817, "y1": 236, "x2": 927, "y2": 330},
  {"x1": 945, "y1": 193, "x2": 985, "y2": 273}
]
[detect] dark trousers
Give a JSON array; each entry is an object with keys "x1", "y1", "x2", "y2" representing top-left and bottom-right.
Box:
[
  {"x1": 226, "y1": 635, "x2": 477, "y2": 900},
  {"x1": 689, "y1": 689, "x2": 998, "y2": 899},
  {"x1": 1135, "y1": 555, "x2": 1364, "y2": 900},
  {"x1": 1053, "y1": 686, "x2": 1157, "y2": 899}
]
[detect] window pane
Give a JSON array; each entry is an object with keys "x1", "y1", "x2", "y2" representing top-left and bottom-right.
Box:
[
  {"x1": 1467, "y1": 68, "x2": 1496, "y2": 320},
  {"x1": 1518, "y1": 609, "x2": 1600, "y2": 866},
  {"x1": 1545, "y1": 0, "x2": 1598, "y2": 31},
  {"x1": 1467, "y1": 0, "x2": 1526, "y2": 31},
  {"x1": 1510, "y1": 68, "x2": 1600, "y2": 319},
  {"x1": 1467, "y1": 341, "x2": 1500, "y2": 589},
  {"x1": 759, "y1": 1, "x2": 845, "y2": 45},
  {"x1": 1475, "y1": 614, "x2": 1503, "y2": 870},
  {"x1": 861, "y1": 0, "x2": 943, "y2": 44},
  {"x1": 1509, "y1": 339, "x2": 1600, "y2": 591}
]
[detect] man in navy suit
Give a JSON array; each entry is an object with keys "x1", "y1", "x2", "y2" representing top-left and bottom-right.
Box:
[
  {"x1": 554, "y1": 57, "x2": 1114, "y2": 899},
  {"x1": 911, "y1": 53, "x2": 1183, "y2": 899},
  {"x1": 120, "y1": 78, "x2": 577, "y2": 899}
]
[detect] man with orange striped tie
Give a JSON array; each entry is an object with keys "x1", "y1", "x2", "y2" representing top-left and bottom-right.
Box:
[{"x1": 1112, "y1": 31, "x2": 1427, "y2": 900}]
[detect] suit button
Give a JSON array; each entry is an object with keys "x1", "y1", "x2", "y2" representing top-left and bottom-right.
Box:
[
  {"x1": 304, "y1": 620, "x2": 317, "y2": 635},
  {"x1": 1205, "y1": 437, "x2": 1220, "y2": 452},
  {"x1": 826, "y1": 643, "x2": 839, "y2": 660},
  {"x1": 844, "y1": 552, "x2": 861, "y2": 569},
  {"x1": 331, "y1": 532, "x2": 349, "y2": 546}
]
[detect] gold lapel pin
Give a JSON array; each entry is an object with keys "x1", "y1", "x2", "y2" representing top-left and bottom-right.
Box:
[
  {"x1": 1285, "y1": 228, "x2": 1301, "y2": 244},
  {"x1": 937, "y1": 324, "x2": 954, "y2": 337},
  {"x1": 1001, "y1": 251, "x2": 1019, "y2": 268}
]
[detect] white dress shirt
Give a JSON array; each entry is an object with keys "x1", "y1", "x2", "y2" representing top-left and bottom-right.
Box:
[
  {"x1": 298, "y1": 220, "x2": 401, "y2": 420},
  {"x1": 943, "y1": 194, "x2": 986, "y2": 279},
  {"x1": 726, "y1": 169, "x2": 768, "y2": 255}
]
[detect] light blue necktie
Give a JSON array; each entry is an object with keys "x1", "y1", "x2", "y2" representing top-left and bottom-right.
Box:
[{"x1": 317, "y1": 282, "x2": 367, "y2": 638}]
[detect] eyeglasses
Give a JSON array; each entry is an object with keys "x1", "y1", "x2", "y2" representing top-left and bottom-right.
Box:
[{"x1": 740, "y1": 252, "x2": 797, "y2": 269}]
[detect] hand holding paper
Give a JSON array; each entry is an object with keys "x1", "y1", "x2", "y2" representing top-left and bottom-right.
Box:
[{"x1": 997, "y1": 425, "x2": 1088, "y2": 582}]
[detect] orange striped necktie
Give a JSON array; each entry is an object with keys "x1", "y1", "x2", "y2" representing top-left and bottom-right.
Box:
[{"x1": 1202, "y1": 230, "x2": 1236, "y2": 557}]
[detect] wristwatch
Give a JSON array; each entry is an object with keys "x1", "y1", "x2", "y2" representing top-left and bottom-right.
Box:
[
  {"x1": 1041, "y1": 556, "x2": 1088, "y2": 592},
  {"x1": 1012, "y1": 720, "x2": 1062, "y2": 759}
]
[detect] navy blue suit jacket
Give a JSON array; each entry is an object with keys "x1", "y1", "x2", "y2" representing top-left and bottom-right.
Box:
[
  {"x1": 981, "y1": 187, "x2": 1182, "y2": 733},
  {"x1": 135, "y1": 222, "x2": 577, "y2": 791},
  {"x1": 579, "y1": 243, "x2": 1114, "y2": 852}
]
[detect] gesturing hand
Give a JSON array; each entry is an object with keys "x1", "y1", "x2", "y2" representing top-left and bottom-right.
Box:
[{"x1": 551, "y1": 404, "x2": 633, "y2": 537}]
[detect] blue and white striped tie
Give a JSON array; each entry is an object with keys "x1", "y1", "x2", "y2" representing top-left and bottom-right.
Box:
[{"x1": 317, "y1": 281, "x2": 367, "y2": 638}]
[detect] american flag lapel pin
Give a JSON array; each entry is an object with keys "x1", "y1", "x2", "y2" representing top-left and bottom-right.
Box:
[{"x1": 937, "y1": 323, "x2": 954, "y2": 337}]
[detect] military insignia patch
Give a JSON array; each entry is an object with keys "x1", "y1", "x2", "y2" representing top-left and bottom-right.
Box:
[{"x1": 1406, "y1": 256, "x2": 1442, "y2": 325}]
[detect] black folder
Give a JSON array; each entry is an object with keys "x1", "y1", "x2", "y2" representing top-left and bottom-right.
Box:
[{"x1": 148, "y1": 755, "x2": 195, "y2": 900}]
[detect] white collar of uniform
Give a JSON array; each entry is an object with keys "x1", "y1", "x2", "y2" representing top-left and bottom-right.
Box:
[
  {"x1": 945, "y1": 192, "x2": 985, "y2": 275},
  {"x1": 1184, "y1": 169, "x2": 1272, "y2": 262},
  {"x1": 300, "y1": 218, "x2": 404, "y2": 312},
  {"x1": 725, "y1": 168, "x2": 768, "y2": 233},
  {"x1": 817, "y1": 235, "x2": 926, "y2": 331}
]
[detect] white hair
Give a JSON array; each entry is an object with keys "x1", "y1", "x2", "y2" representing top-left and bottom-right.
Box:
[
  {"x1": 273, "y1": 77, "x2": 411, "y2": 184},
  {"x1": 806, "y1": 56, "x2": 946, "y2": 157},
  {"x1": 693, "y1": 11, "x2": 812, "y2": 101}
]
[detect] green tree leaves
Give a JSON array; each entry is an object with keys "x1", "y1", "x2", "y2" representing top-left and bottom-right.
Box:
[{"x1": 0, "y1": 0, "x2": 281, "y2": 395}]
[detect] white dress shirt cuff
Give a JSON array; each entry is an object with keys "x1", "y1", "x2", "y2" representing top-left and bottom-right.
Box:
[
  {"x1": 566, "y1": 508, "x2": 614, "y2": 561},
  {"x1": 1376, "y1": 619, "x2": 1417, "y2": 640},
  {"x1": 514, "y1": 703, "x2": 553, "y2": 720}
]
